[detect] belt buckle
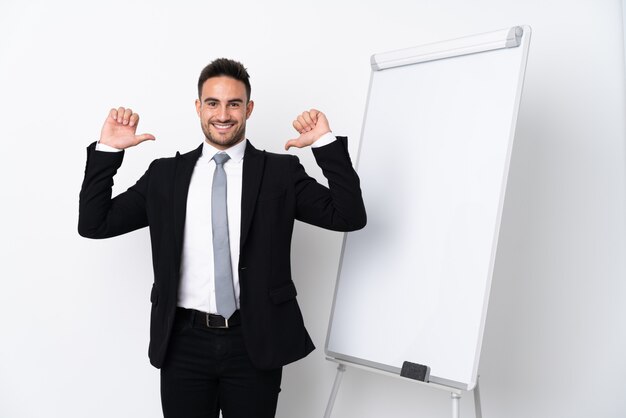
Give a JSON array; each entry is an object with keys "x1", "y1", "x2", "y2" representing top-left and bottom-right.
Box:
[{"x1": 206, "y1": 313, "x2": 229, "y2": 329}]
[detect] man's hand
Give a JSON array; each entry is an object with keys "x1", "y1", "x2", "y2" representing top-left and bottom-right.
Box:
[
  {"x1": 99, "y1": 107, "x2": 156, "y2": 150},
  {"x1": 284, "y1": 109, "x2": 331, "y2": 150}
]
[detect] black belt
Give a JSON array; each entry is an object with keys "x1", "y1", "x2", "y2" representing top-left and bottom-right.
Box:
[{"x1": 176, "y1": 307, "x2": 241, "y2": 329}]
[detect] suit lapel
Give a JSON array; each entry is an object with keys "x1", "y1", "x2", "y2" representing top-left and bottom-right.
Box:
[
  {"x1": 240, "y1": 141, "x2": 265, "y2": 248},
  {"x1": 173, "y1": 143, "x2": 203, "y2": 270}
]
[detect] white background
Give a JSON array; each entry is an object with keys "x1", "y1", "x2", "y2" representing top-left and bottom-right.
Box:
[{"x1": 1, "y1": 1, "x2": 625, "y2": 418}]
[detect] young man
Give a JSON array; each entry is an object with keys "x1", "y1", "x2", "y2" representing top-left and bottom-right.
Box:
[{"x1": 79, "y1": 58, "x2": 366, "y2": 417}]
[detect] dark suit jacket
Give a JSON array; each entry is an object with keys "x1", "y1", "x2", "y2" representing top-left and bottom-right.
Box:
[{"x1": 78, "y1": 137, "x2": 366, "y2": 370}]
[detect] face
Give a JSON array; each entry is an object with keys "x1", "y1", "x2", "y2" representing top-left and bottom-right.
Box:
[{"x1": 195, "y1": 76, "x2": 254, "y2": 150}]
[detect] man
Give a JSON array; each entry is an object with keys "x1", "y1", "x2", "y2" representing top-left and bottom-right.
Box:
[{"x1": 78, "y1": 58, "x2": 366, "y2": 417}]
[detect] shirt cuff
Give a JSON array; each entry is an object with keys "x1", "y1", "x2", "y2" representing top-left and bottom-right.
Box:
[
  {"x1": 95, "y1": 141, "x2": 123, "y2": 152},
  {"x1": 311, "y1": 132, "x2": 336, "y2": 148}
]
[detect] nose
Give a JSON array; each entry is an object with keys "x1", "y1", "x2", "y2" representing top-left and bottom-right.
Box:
[{"x1": 216, "y1": 105, "x2": 229, "y2": 121}]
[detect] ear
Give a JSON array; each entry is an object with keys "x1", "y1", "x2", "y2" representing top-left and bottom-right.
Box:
[
  {"x1": 246, "y1": 100, "x2": 254, "y2": 119},
  {"x1": 195, "y1": 99, "x2": 201, "y2": 117}
]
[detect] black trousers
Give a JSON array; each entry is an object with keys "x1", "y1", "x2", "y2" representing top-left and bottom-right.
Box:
[{"x1": 161, "y1": 309, "x2": 283, "y2": 418}]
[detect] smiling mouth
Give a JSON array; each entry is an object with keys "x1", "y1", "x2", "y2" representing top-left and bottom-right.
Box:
[{"x1": 212, "y1": 122, "x2": 234, "y2": 131}]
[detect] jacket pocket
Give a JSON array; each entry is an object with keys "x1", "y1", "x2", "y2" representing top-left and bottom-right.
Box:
[{"x1": 269, "y1": 281, "x2": 297, "y2": 304}]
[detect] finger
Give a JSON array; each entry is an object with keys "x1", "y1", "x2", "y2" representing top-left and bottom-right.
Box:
[
  {"x1": 293, "y1": 120, "x2": 305, "y2": 134},
  {"x1": 123, "y1": 108, "x2": 133, "y2": 126},
  {"x1": 309, "y1": 108, "x2": 320, "y2": 123},
  {"x1": 129, "y1": 113, "x2": 139, "y2": 127},
  {"x1": 297, "y1": 115, "x2": 312, "y2": 132},
  {"x1": 301, "y1": 111, "x2": 314, "y2": 128},
  {"x1": 109, "y1": 108, "x2": 118, "y2": 121},
  {"x1": 117, "y1": 107, "x2": 126, "y2": 123},
  {"x1": 135, "y1": 133, "x2": 156, "y2": 143}
]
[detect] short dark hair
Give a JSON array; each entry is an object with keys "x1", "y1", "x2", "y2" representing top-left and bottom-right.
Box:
[{"x1": 197, "y1": 58, "x2": 251, "y2": 101}]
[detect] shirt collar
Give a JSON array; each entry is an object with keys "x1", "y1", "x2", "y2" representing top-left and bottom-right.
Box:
[{"x1": 201, "y1": 138, "x2": 247, "y2": 163}]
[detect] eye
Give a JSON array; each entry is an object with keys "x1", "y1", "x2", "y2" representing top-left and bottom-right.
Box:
[
  {"x1": 206, "y1": 101, "x2": 217, "y2": 108},
  {"x1": 229, "y1": 102, "x2": 240, "y2": 108}
]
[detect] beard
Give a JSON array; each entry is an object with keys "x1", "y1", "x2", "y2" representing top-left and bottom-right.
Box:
[{"x1": 201, "y1": 119, "x2": 246, "y2": 149}]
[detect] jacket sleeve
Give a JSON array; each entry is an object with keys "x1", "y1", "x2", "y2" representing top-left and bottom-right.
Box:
[
  {"x1": 78, "y1": 142, "x2": 151, "y2": 239},
  {"x1": 292, "y1": 136, "x2": 366, "y2": 231}
]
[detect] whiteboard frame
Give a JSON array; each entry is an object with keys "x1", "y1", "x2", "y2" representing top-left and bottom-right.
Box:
[{"x1": 325, "y1": 25, "x2": 532, "y2": 391}]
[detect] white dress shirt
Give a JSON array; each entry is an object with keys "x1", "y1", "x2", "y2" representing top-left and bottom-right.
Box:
[
  {"x1": 96, "y1": 132, "x2": 336, "y2": 314},
  {"x1": 178, "y1": 139, "x2": 245, "y2": 313}
]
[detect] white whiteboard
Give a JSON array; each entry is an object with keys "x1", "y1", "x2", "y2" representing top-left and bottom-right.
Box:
[{"x1": 325, "y1": 26, "x2": 531, "y2": 390}]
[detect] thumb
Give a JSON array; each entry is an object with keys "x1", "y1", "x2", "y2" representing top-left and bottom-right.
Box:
[
  {"x1": 284, "y1": 138, "x2": 299, "y2": 151},
  {"x1": 136, "y1": 133, "x2": 156, "y2": 144}
]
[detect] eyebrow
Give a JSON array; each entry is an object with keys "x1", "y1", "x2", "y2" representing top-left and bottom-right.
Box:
[{"x1": 203, "y1": 97, "x2": 245, "y2": 104}]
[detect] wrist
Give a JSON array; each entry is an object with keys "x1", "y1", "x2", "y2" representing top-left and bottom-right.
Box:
[
  {"x1": 96, "y1": 140, "x2": 123, "y2": 152},
  {"x1": 311, "y1": 132, "x2": 336, "y2": 148}
]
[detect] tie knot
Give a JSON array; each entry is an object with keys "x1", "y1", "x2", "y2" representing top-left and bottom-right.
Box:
[{"x1": 213, "y1": 153, "x2": 231, "y2": 166}]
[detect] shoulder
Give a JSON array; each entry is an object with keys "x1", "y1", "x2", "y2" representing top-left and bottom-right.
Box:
[
  {"x1": 246, "y1": 140, "x2": 298, "y2": 165},
  {"x1": 261, "y1": 151, "x2": 301, "y2": 176},
  {"x1": 149, "y1": 143, "x2": 203, "y2": 170},
  {"x1": 264, "y1": 150, "x2": 298, "y2": 163}
]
